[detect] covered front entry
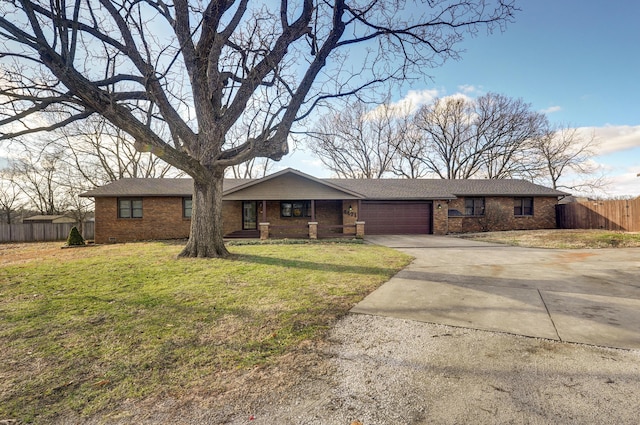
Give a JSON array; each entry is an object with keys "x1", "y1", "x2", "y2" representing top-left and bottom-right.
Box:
[
  {"x1": 242, "y1": 201, "x2": 258, "y2": 230},
  {"x1": 359, "y1": 201, "x2": 432, "y2": 234}
]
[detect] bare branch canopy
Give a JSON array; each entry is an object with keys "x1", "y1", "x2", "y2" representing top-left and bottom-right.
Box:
[{"x1": 0, "y1": 0, "x2": 518, "y2": 257}]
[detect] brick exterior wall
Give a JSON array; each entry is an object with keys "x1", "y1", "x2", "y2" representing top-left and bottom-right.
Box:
[
  {"x1": 95, "y1": 195, "x2": 559, "y2": 243},
  {"x1": 222, "y1": 201, "x2": 242, "y2": 235},
  {"x1": 432, "y1": 200, "x2": 449, "y2": 235},
  {"x1": 447, "y1": 196, "x2": 558, "y2": 234},
  {"x1": 94, "y1": 197, "x2": 191, "y2": 243}
]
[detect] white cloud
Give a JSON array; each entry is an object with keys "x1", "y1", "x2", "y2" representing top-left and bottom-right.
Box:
[
  {"x1": 373, "y1": 88, "x2": 478, "y2": 119},
  {"x1": 383, "y1": 88, "x2": 442, "y2": 116},
  {"x1": 457, "y1": 84, "x2": 483, "y2": 95},
  {"x1": 581, "y1": 125, "x2": 640, "y2": 155},
  {"x1": 599, "y1": 170, "x2": 640, "y2": 198},
  {"x1": 541, "y1": 105, "x2": 562, "y2": 114}
]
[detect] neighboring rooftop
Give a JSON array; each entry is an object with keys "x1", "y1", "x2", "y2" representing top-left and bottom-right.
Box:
[{"x1": 23, "y1": 215, "x2": 76, "y2": 223}]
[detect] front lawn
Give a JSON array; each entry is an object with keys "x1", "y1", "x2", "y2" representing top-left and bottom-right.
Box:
[
  {"x1": 0, "y1": 241, "x2": 410, "y2": 423},
  {"x1": 458, "y1": 229, "x2": 640, "y2": 248}
]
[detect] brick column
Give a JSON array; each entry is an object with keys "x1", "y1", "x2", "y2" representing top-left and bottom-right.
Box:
[
  {"x1": 432, "y1": 201, "x2": 449, "y2": 235},
  {"x1": 355, "y1": 221, "x2": 365, "y2": 238},
  {"x1": 259, "y1": 222, "x2": 270, "y2": 240},
  {"x1": 308, "y1": 222, "x2": 318, "y2": 239}
]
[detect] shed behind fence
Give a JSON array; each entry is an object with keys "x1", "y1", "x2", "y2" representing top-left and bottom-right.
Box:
[
  {"x1": 556, "y1": 198, "x2": 640, "y2": 232},
  {"x1": 0, "y1": 222, "x2": 95, "y2": 243}
]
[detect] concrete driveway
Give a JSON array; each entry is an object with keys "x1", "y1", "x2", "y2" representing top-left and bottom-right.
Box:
[{"x1": 353, "y1": 235, "x2": 640, "y2": 350}]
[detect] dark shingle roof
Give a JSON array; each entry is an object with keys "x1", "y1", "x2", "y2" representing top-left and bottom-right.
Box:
[
  {"x1": 328, "y1": 178, "x2": 567, "y2": 199},
  {"x1": 80, "y1": 171, "x2": 567, "y2": 199},
  {"x1": 80, "y1": 178, "x2": 252, "y2": 197}
]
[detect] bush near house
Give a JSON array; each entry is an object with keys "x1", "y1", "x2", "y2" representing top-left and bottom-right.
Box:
[{"x1": 66, "y1": 226, "x2": 86, "y2": 246}]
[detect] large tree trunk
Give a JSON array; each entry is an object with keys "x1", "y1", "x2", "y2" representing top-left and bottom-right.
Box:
[{"x1": 179, "y1": 173, "x2": 230, "y2": 258}]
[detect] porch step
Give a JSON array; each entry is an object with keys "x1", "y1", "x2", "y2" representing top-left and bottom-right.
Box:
[{"x1": 224, "y1": 230, "x2": 260, "y2": 239}]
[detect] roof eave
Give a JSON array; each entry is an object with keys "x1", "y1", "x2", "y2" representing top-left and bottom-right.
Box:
[{"x1": 222, "y1": 168, "x2": 366, "y2": 199}]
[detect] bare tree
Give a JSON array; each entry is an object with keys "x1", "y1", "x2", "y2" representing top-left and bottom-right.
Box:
[
  {"x1": 308, "y1": 100, "x2": 402, "y2": 178},
  {"x1": 409, "y1": 93, "x2": 545, "y2": 179},
  {"x1": 0, "y1": 0, "x2": 517, "y2": 257},
  {"x1": 0, "y1": 168, "x2": 24, "y2": 224},
  {"x1": 54, "y1": 117, "x2": 180, "y2": 186},
  {"x1": 412, "y1": 95, "x2": 479, "y2": 178},
  {"x1": 533, "y1": 125, "x2": 604, "y2": 191},
  {"x1": 475, "y1": 93, "x2": 546, "y2": 179},
  {"x1": 390, "y1": 113, "x2": 434, "y2": 178},
  {"x1": 9, "y1": 147, "x2": 72, "y2": 215}
]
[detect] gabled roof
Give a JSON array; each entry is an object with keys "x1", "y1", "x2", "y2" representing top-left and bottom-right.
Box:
[
  {"x1": 223, "y1": 168, "x2": 364, "y2": 200},
  {"x1": 80, "y1": 169, "x2": 568, "y2": 199}
]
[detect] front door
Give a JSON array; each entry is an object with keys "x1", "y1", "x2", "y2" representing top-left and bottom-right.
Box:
[{"x1": 243, "y1": 201, "x2": 257, "y2": 230}]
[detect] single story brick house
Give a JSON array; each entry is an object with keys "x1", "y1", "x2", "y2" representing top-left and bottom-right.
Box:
[{"x1": 80, "y1": 168, "x2": 568, "y2": 243}]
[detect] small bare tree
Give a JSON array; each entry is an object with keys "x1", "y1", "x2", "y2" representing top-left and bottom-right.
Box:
[
  {"x1": 476, "y1": 202, "x2": 511, "y2": 232},
  {"x1": 0, "y1": 168, "x2": 24, "y2": 224},
  {"x1": 533, "y1": 125, "x2": 604, "y2": 191},
  {"x1": 9, "y1": 147, "x2": 72, "y2": 215}
]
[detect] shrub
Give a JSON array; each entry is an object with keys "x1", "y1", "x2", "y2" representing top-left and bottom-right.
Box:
[{"x1": 66, "y1": 226, "x2": 86, "y2": 246}]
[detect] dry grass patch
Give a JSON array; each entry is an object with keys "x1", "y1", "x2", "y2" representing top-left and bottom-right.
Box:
[
  {"x1": 458, "y1": 229, "x2": 640, "y2": 249},
  {"x1": 0, "y1": 241, "x2": 410, "y2": 423}
]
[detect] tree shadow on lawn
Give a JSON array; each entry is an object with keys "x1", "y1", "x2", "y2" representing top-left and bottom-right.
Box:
[{"x1": 235, "y1": 253, "x2": 401, "y2": 277}]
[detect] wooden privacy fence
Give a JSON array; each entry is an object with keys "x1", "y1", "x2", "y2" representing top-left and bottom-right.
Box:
[
  {"x1": 0, "y1": 222, "x2": 95, "y2": 243},
  {"x1": 556, "y1": 198, "x2": 640, "y2": 232}
]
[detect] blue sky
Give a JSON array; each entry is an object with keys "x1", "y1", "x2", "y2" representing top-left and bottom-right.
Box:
[{"x1": 283, "y1": 0, "x2": 640, "y2": 197}]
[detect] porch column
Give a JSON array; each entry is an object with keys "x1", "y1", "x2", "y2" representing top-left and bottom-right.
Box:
[
  {"x1": 308, "y1": 222, "x2": 318, "y2": 240},
  {"x1": 259, "y1": 222, "x2": 270, "y2": 240},
  {"x1": 355, "y1": 221, "x2": 365, "y2": 238},
  {"x1": 310, "y1": 200, "x2": 316, "y2": 222},
  {"x1": 261, "y1": 200, "x2": 267, "y2": 223}
]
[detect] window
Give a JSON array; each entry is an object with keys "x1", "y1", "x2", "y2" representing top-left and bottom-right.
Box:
[
  {"x1": 514, "y1": 197, "x2": 533, "y2": 216},
  {"x1": 118, "y1": 198, "x2": 143, "y2": 218},
  {"x1": 464, "y1": 197, "x2": 485, "y2": 216},
  {"x1": 183, "y1": 197, "x2": 192, "y2": 218},
  {"x1": 281, "y1": 201, "x2": 311, "y2": 218}
]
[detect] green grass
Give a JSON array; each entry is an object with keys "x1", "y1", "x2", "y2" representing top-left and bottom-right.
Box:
[
  {"x1": 459, "y1": 229, "x2": 640, "y2": 249},
  {"x1": 0, "y1": 241, "x2": 410, "y2": 423}
]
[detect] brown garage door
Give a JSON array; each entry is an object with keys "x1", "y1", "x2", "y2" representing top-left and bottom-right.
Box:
[{"x1": 360, "y1": 201, "x2": 432, "y2": 234}]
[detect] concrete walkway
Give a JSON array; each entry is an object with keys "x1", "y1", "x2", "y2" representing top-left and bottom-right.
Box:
[{"x1": 353, "y1": 235, "x2": 640, "y2": 350}]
